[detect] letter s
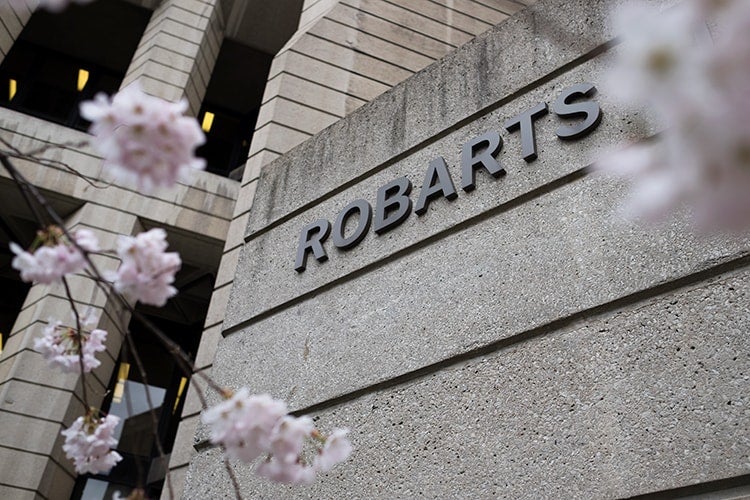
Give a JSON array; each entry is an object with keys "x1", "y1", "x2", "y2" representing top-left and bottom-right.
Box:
[{"x1": 552, "y1": 82, "x2": 602, "y2": 140}]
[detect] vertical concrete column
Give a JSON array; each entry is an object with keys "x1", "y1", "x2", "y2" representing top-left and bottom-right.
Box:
[
  {"x1": 0, "y1": 0, "x2": 39, "y2": 60},
  {"x1": 0, "y1": 205, "x2": 140, "y2": 499},
  {"x1": 121, "y1": 0, "x2": 226, "y2": 115}
]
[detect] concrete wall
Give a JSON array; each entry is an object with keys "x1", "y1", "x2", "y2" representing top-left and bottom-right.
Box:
[
  {"x1": 182, "y1": 0, "x2": 750, "y2": 497},
  {"x1": 165, "y1": 1, "x2": 541, "y2": 496}
]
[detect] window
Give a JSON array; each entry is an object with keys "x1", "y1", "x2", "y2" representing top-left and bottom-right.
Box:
[
  {"x1": 196, "y1": 40, "x2": 273, "y2": 179},
  {"x1": 0, "y1": 214, "x2": 34, "y2": 356},
  {"x1": 0, "y1": 0, "x2": 150, "y2": 130}
]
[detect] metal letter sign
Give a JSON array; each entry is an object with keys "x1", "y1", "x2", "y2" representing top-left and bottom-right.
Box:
[{"x1": 294, "y1": 83, "x2": 602, "y2": 272}]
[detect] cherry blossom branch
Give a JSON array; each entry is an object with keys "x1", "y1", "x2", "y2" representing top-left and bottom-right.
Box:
[
  {"x1": 61, "y1": 276, "x2": 90, "y2": 407},
  {"x1": 120, "y1": 326, "x2": 174, "y2": 499},
  {"x1": 224, "y1": 456, "x2": 243, "y2": 500}
]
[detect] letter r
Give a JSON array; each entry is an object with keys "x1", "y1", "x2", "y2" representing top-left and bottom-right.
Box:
[{"x1": 294, "y1": 219, "x2": 331, "y2": 272}]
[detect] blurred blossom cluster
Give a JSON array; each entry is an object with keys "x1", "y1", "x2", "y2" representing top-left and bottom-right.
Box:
[
  {"x1": 62, "y1": 412, "x2": 122, "y2": 475},
  {"x1": 10, "y1": 227, "x2": 98, "y2": 284},
  {"x1": 599, "y1": 0, "x2": 750, "y2": 230},
  {"x1": 203, "y1": 389, "x2": 353, "y2": 484},
  {"x1": 34, "y1": 310, "x2": 107, "y2": 373},
  {"x1": 109, "y1": 228, "x2": 182, "y2": 307},
  {"x1": 81, "y1": 82, "x2": 206, "y2": 192}
]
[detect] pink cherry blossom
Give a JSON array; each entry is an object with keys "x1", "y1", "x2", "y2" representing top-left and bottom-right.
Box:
[
  {"x1": 62, "y1": 413, "x2": 122, "y2": 475},
  {"x1": 203, "y1": 388, "x2": 353, "y2": 484},
  {"x1": 111, "y1": 228, "x2": 181, "y2": 307},
  {"x1": 257, "y1": 458, "x2": 316, "y2": 485},
  {"x1": 314, "y1": 428, "x2": 352, "y2": 473},
  {"x1": 80, "y1": 81, "x2": 205, "y2": 192},
  {"x1": 10, "y1": 227, "x2": 98, "y2": 284},
  {"x1": 269, "y1": 416, "x2": 314, "y2": 464},
  {"x1": 255, "y1": 416, "x2": 318, "y2": 484},
  {"x1": 33, "y1": 310, "x2": 107, "y2": 373},
  {"x1": 202, "y1": 389, "x2": 288, "y2": 463},
  {"x1": 600, "y1": 0, "x2": 750, "y2": 230}
]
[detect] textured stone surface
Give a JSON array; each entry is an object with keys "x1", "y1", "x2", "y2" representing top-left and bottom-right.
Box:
[
  {"x1": 209, "y1": 172, "x2": 749, "y2": 420},
  {"x1": 244, "y1": 0, "x2": 677, "y2": 237},
  {"x1": 225, "y1": 48, "x2": 659, "y2": 328},
  {"x1": 184, "y1": 270, "x2": 750, "y2": 498},
  {"x1": 184, "y1": 0, "x2": 750, "y2": 498}
]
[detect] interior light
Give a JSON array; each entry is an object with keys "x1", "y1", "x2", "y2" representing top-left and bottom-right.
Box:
[
  {"x1": 77, "y1": 69, "x2": 89, "y2": 92},
  {"x1": 8, "y1": 79, "x2": 16, "y2": 101},
  {"x1": 112, "y1": 362, "x2": 131, "y2": 404},
  {"x1": 201, "y1": 111, "x2": 215, "y2": 133},
  {"x1": 173, "y1": 377, "x2": 188, "y2": 413},
  {"x1": 0, "y1": 334, "x2": 3, "y2": 354}
]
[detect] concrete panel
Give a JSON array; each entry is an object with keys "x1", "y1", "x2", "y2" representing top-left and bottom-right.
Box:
[
  {"x1": 248, "y1": 123, "x2": 311, "y2": 157},
  {"x1": 204, "y1": 283, "x2": 231, "y2": 329},
  {"x1": 214, "y1": 246, "x2": 241, "y2": 289},
  {"x1": 224, "y1": 211, "x2": 250, "y2": 251},
  {"x1": 262, "y1": 73, "x2": 367, "y2": 120},
  {"x1": 290, "y1": 33, "x2": 413, "y2": 86},
  {"x1": 161, "y1": 464, "x2": 189, "y2": 500},
  {"x1": 309, "y1": 18, "x2": 435, "y2": 72},
  {"x1": 227, "y1": 49, "x2": 657, "y2": 327},
  {"x1": 327, "y1": 3, "x2": 457, "y2": 59},
  {"x1": 0, "y1": 380, "x2": 80, "y2": 424},
  {"x1": 299, "y1": 0, "x2": 340, "y2": 28},
  {"x1": 346, "y1": 0, "x2": 473, "y2": 47},
  {"x1": 149, "y1": 3, "x2": 211, "y2": 27},
  {"x1": 438, "y1": 0, "x2": 519, "y2": 20},
  {"x1": 129, "y1": 45, "x2": 196, "y2": 75},
  {"x1": 0, "y1": 447, "x2": 74, "y2": 498},
  {"x1": 268, "y1": 51, "x2": 390, "y2": 102},
  {"x1": 214, "y1": 171, "x2": 750, "y2": 413},
  {"x1": 194, "y1": 323, "x2": 223, "y2": 369},
  {"x1": 245, "y1": 0, "x2": 677, "y2": 237},
  {"x1": 398, "y1": 0, "x2": 495, "y2": 34},
  {"x1": 241, "y1": 151, "x2": 281, "y2": 187},
  {"x1": 184, "y1": 269, "x2": 750, "y2": 498},
  {"x1": 169, "y1": 414, "x2": 200, "y2": 468},
  {"x1": 179, "y1": 365, "x2": 214, "y2": 421},
  {"x1": 0, "y1": 412, "x2": 63, "y2": 456},
  {"x1": 0, "y1": 486, "x2": 36, "y2": 500},
  {"x1": 255, "y1": 97, "x2": 341, "y2": 135}
]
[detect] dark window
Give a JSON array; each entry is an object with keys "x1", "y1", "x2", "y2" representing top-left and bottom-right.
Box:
[
  {"x1": 0, "y1": 0, "x2": 150, "y2": 130},
  {"x1": 0, "y1": 215, "x2": 33, "y2": 357},
  {"x1": 196, "y1": 40, "x2": 273, "y2": 179}
]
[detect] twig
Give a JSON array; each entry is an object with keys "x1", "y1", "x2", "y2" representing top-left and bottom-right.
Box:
[
  {"x1": 224, "y1": 455, "x2": 243, "y2": 500},
  {"x1": 61, "y1": 276, "x2": 89, "y2": 408}
]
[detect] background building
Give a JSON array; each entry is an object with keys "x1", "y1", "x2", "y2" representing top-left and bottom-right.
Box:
[{"x1": 0, "y1": 0, "x2": 534, "y2": 498}]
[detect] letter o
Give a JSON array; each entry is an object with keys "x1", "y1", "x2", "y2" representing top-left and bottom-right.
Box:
[{"x1": 332, "y1": 199, "x2": 372, "y2": 249}]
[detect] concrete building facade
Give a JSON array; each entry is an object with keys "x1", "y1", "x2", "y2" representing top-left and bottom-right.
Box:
[
  {"x1": 182, "y1": 0, "x2": 750, "y2": 498},
  {"x1": 0, "y1": 0, "x2": 534, "y2": 498},
  {"x1": 0, "y1": 0, "x2": 748, "y2": 498}
]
